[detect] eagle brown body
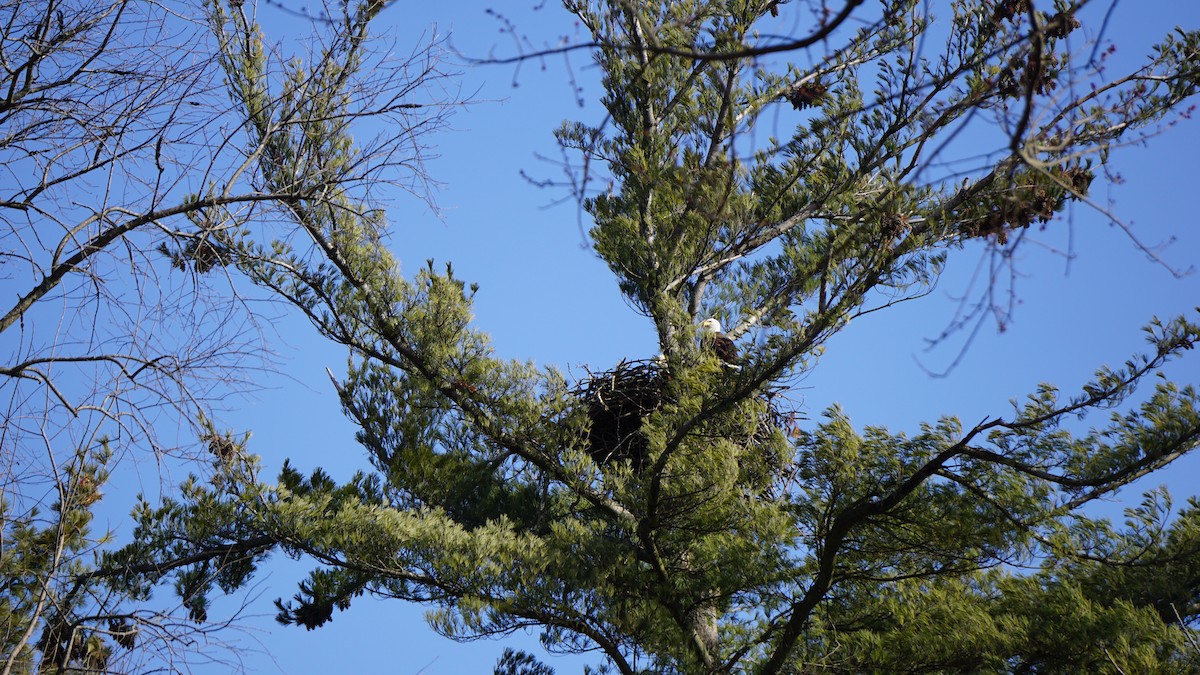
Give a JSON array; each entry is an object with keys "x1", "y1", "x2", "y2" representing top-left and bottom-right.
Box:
[{"x1": 700, "y1": 318, "x2": 740, "y2": 370}]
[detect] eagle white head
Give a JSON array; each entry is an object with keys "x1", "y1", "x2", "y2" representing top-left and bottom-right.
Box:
[{"x1": 700, "y1": 318, "x2": 723, "y2": 334}]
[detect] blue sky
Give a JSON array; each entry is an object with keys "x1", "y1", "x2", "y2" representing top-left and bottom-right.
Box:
[{"x1": 196, "y1": 1, "x2": 1200, "y2": 672}]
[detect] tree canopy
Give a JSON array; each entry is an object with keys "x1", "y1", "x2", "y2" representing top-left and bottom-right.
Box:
[{"x1": 14, "y1": 0, "x2": 1200, "y2": 673}]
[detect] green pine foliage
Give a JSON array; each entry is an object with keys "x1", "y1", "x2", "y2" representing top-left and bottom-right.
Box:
[
  {"x1": 0, "y1": 447, "x2": 118, "y2": 673},
  {"x1": 100, "y1": 1, "x2": 1200, "y2": 673}
]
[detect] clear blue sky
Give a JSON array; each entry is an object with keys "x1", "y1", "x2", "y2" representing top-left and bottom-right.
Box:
[{"x1": 196, "y1": 2, "x2": 1200, "y2": 672}]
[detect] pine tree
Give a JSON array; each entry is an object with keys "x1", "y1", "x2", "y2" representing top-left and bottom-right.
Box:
[{"x1": 114, "y1": 1, "x2": 1200, "y2": 673}]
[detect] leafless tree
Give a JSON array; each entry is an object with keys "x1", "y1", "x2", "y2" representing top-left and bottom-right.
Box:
[{"x1": 0, "y1": 0, "x2": 460, "y2": 670}]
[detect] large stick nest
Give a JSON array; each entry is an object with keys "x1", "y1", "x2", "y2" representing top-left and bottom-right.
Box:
[
  {"x1": 574, "y1": 359, "x2": 667, "y2": 468},
  {"x1": 574, "y1": 359, "x2": 791, "y2": 472}
]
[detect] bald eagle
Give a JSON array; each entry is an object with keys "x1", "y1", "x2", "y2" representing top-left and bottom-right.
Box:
[{"x1": 700, "y1": 318, "x2": 740, "y2": 370}]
